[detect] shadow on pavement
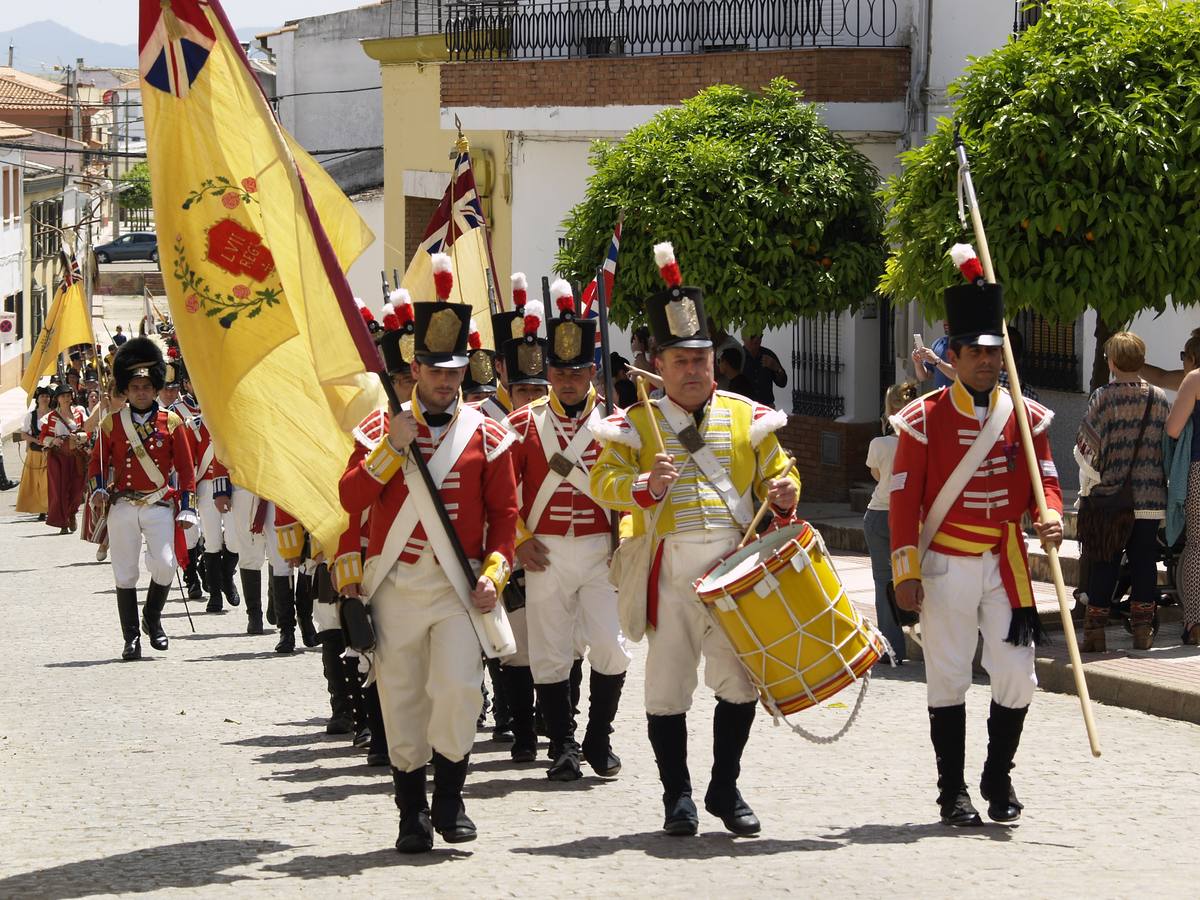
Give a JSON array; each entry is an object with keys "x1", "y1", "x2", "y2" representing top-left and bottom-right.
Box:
[
  {"x1": 254, "y1": 743, "x2": 367, "y2": 766},
  {"x1": 0, "y1": 838, "x2": 292, "y2": 898},
  {"x1": 265, "y1": 763, "x2": 384, "y2": 784},
  {"x1": 0, "y1": 568, "x2": 38, "y2": 575},
  {"x1": 186, "y1": 651, "x2": 310, "y2": 663},
  {"x1": 226, "y1": 732, "x2": 325, "y2": 749},
  {"x1": 819, "y1": 822, "x2": 1018, "y2": 845},
  {"x1": 511, "y1": 831, "x2": 838, "y2": 859},
  {"x1": 465, "y1": 774, "x2": 601, "y2": 801},
  {"x1": 56, "y1": 560, "x2": 107, "y2": 568},
  {"x1": 260, "y1": 846, "x2": 471, "y2": 877},
  {"x1": 280, "y1": 779, "x2": 393, "y2": 803},
  {"x1": 45, "y1": 657, "x2": 163, "y2": 668}
]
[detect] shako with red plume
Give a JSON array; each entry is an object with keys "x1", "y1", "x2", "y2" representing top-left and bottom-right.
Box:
[
  {"x1": 547, "y1": 277, "x2": 596, "y2": 369},
  {"x1": 503, "y1": 295, "x2": 550, "y2": 387},
  {"x1": 412, "y1": 255, "x2": 471, "y2": 367},
  {"x1": 645, "y1": 240, "x2": 711, "y2": 350},
  {"x1": 944, "y1": 242, "x2": 1005, "y2": 348},
  {"x1": 462, "y1": 318, "x2": 498, "y2": 396},
  {"x1": 949, "y1": 243, "x2": 985, "y2": 286},
  {"x1": 379, "y1": 287, "x2": 418, "y2": 375}
]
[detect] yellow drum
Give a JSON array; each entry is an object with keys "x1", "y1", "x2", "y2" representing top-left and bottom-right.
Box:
[{"x1": 694, "y1": 522, "x2": 883, "y2": 718}]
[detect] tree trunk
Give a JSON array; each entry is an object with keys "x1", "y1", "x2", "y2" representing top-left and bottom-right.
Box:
[{"x1": 1090, "y1": 315, "x2": 1120, "y2": 394}]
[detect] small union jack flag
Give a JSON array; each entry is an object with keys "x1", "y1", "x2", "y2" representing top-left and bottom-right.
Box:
[
  {"x1": 58, "y1": 248, "x2": 82, "y2": 293},
  {"x1": 139, "y1": 0, "x2": 216, "y2": 98},
  {"x1": 417, "y1": 151, "x2": 487, "y2": 256},
  {"x1": 581, "y1": 217, "x2": 622, "y2": 364}
]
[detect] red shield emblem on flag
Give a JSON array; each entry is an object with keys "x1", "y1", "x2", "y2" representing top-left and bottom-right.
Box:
[{"x1": 206, "y1": 219, "x2": 276, "y2": 282}]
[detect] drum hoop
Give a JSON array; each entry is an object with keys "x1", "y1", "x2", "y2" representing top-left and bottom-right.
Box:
[{"x1": 693, "y1": 521, "x2": 814, "y2": 604}]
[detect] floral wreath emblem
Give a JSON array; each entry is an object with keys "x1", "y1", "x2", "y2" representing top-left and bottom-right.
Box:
[{"x1": 173, "y1": 176, "x2": 283, "y2": 328}]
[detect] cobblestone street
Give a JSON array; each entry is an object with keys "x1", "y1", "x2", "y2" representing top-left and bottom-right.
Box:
[{"x1": 1, "y1": 458, "x2": 1198, "y2": 898}]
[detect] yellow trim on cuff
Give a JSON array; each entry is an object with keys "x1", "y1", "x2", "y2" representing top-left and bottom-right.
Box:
[
  {"x1": 515, "y1": 517, "x2": 534, "y2": 548},
  {"x1": 481, "y1": 551, "x2": 511, "y2": 595},
  {"x1": 364, "y1": 438, "x2": 405, "y2": 484},
  {"x1": 618, "y1": 513, "x2": 634, "y2": 540},
  {"x1": 276, "y1": 523, "x2": 304, "y2": 561},
  {"x1": 333, "y1": 553, "x2": 363, "y2": 592},
  {"x1": 891, "y1": 545, "x2": 921, "y2": 585}
]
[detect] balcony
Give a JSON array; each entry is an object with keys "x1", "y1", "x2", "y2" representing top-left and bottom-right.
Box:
[{"x1": 444, "y1": 0, "x2": 902, "y2": 62}]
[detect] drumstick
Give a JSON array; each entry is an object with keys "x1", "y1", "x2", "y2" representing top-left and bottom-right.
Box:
[
  {"x1": 628, "y1": 364, "x2": 664, "y2": 387},
  {"x1": 739, "y1": 455, "x2": 797, "y2": 549},
  {"x1": 637, "y1": 376, "x2": 666, "y2": 454}
]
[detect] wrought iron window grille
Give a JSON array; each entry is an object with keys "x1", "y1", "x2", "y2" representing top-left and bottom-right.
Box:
[{"x1": 792, "y1": 312, "x2": 845, "y2": 419}]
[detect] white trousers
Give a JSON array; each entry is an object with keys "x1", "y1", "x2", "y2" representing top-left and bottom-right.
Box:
[
  {"x1": 371, "y1": 552, "x2": 484, "y2": 772},
  {"x1": 108, "y1": 500, "x2": 177, "y2": 589},
  {"x1": 920, "y1": 550, "x2": 1038, "y2": 709},
  {"x1": 525, "y1": 533, "x2": 631, "y2": 683},
  {"x1": 645, "y1": 529, "x2": 758, "y2": 716},
  {"x1": 227, "y1": 490, "x2": 288, "y2": 575},
  {"x1": 192, "y1": 480, "x2": 232, "y2": 550}
]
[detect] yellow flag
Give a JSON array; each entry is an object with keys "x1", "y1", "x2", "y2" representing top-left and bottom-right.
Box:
[
  {"x1": 20, "y1": 280, "x2": 93, "y2": 399},
  {"x1": 139, "y1": 0, "x2": 384, "y2": 552},
  {"x1": 401, "y1": 149, "x2": 504, "y2": 349}
]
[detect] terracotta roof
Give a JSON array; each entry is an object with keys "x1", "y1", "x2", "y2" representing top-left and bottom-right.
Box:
[
  {"x1": 0, "y1": 67, "x2": 66, "y2": 96},
  {"x1": 0, "y1": 119, "x2": 32, "y2": 139},
  {"x1": 0, "y1": 76, "x2": 77, "y2": 111}
]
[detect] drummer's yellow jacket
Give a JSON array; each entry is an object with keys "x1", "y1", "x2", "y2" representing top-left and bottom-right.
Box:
[{"x1": 590, "y1": 390, "x2": 800, "y2": 538}]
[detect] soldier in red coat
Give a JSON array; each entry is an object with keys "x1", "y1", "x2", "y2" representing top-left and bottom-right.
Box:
[
  {"x1": 88, "y1": 338, "x2": 197, "y2": 661},
  {"x1": 339, "y1": 255, "x2": 519, "y2": 854},
  {"x1": 506, "y1": 279, "x2": 631, "y2": 781},
  {"x1": 890, "y1": 247, "x2": 1063, "y2": 828}
]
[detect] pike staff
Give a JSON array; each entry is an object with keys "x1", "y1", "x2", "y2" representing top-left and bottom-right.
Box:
[{"x1": 954, "y1": 127, "x2": 1100, "y2": 758}]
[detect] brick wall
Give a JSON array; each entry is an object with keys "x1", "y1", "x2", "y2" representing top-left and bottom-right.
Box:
[
  {"x1": 404, "y1": 196, "x2": 441, "y2": 267},
  {"x1": 777, "y1": 414, "x2": 879, "y2": 503},
  {"x1": 441, "y1": 47, "x2": 909, "y2": 108}
]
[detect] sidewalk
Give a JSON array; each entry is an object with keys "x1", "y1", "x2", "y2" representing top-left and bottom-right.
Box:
[{"x1": 817, "y1": 505, "x2": 1200, "y2": 727}]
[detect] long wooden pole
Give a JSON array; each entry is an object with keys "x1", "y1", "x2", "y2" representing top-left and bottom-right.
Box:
[{"x1": 955, "y1": 132, "x2": 1101, "y2": 758}]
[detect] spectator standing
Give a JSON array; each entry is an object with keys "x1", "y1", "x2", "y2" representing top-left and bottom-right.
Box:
[
  {"x1": 717, "y1": 348, "x2": 755, "y2": 398},
  {"x1": 112, "y1": 325, "x2": 128, "y2": 346},
  {"x1": 911, "y1": 321, "x2": 954, "y2": 389},
  {"x1": 741, "y1": 333, "x2": 788, "y2": 408},
  {"x1": 1166, "y1": 331, "x2": 1200, "y2": 646},
  {"x1": 1075, "y1": 332, "x2": 1169, "y2": 652},
  {"x1": 40, "y1": 384, "x2": 88, "y2": 535},
  {"x1": 709, "y1": 318, "x2": 743, "y2": 390},
  {"x1": 608, "y1": 353, "x2": 638, "y2": 408},
  {"x1": 863, "y1": 381, "x2": 918, "y2": 663},
  {"x1": 631, "y1": 326, "x2": 652, "y2": 373}
]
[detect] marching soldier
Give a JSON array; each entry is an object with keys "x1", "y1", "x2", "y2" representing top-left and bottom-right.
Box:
[
  {"x1": 890, "y1": 245, "x2": 1063, "y2": 827},
  {"x1": 228, "y1": 490, "x2": 302, "y2": 649},
  {"x1": 87, "y1": 338, "x2": 197, "y2": 660},
  {"x1": 506, "y1": 279, "x2": 631, "y2": 780},
  {"x1": 339, "y1": 254, "x2": 519, "y2": 853},
  {"x1": 591, "y1": 243, "x2": 799, "y2": 837}
]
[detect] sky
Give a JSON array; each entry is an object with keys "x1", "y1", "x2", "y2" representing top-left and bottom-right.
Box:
[{"x1": 0, "y1": 1, "x2": 374, "y2": 46}]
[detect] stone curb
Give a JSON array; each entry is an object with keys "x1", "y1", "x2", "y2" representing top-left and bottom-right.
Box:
[{"x1": 1035, "y1": 656, "x2": 1200, "y2": 727}]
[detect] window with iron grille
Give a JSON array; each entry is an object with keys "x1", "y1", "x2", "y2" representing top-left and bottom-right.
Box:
[
  {"x1": 31, "y1": 198, "x2": 63, "y2": 261},
  {"x1": 792, "y1": 312, "x2": 844, "y2": 419},
  {"x1": 1010, "y1": 309, "x2": 1080, "y2": 392},
  {"x1": 1013, "y1": 1, "x2": 1045, "y2": 34},
  {"x1": 30, "y1": 283, "x2": 46, "y2": 339}
]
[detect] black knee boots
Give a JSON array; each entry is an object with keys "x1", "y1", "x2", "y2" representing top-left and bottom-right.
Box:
[
  {"x1": 979, "y1": 701, "x2": 1028, "y2": 823},
  {"x1": 392, "y1": 766, "x2": 434, "y2": 853},
  {"x1": 203, "y1": 551, "x2": 225, "y2": 612},
  {"x1": 430, "y1": 751, "x2": 476, "y2": 843},
  {"x1": 540, "y1": 680, "x2": 582, "y2": 782},
  {"x1": 241, "y1": 569, "x2": 264, "y2": 635},
  {"x1": 221, "y1": 548, "x2": 240, "y2": 606},
  {"x1": 581, "y1": 671, "x2": 625, "y2": 777},
  {"x1": 322, "y1": 633, "x2": 354, "y2": 735},
  {"x1": 141, "y1": 580, "x2": 171, "y2": 651},
  {"x1": 930, "y1": 704, "x2": 983, "y2": 827},
  {"x1": 364, "y1": 682, "x2": 389, "y2": 766},
  {"x1": 647, "y1": 713, "x2": 697, "y2": 836},
  {"x1": 182, "y1": 549, "x2": 204, "y2": 599},
  {"x1": 704, "y1": 699, "x2": 760, "y2": 835},
  {"x1": 502, "y1": 665, "x2": 537, "y2": 762},
  {"x1": 295, "y1": 571, "x2": 317, "y2": 647},
  {"x1": 117, "y1": 588, "x2": 141, "y2": 660},
  {"x1": 272, "y1": 574, "x2": 295, "y2": 653}
]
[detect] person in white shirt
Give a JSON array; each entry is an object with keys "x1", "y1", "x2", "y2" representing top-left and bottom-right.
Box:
[{"x1": 863, "y1": 382, "x2": 919, "y2": 663}]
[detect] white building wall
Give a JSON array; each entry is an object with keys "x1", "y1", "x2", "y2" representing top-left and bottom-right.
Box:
[
  {"x1": 0, "y1": 150, "x2": 25, "y2": 376},
  {"x1": 347, "y1": 193, "x2": 386, "y2": 306}
]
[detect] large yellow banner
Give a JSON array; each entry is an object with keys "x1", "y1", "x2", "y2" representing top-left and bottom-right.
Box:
[{"x1": 20, "y1": 280, "x2": 93, "y2": 399}]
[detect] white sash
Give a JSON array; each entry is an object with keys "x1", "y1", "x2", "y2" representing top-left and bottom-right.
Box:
[
  {"x1": 362, "y1": 404, "x2": 483, "y2": 598},
  {"x1": 917, "y1": 390, "x2": 1014, "y2": 559},
  {"x1": 119, "y1": 406, "x2": 166, "y2": 490},
  {"x1": 656, "y1": 398, "x2": 752, "y2": 526},
  {"x1": 524, "y1": 404, "x2": 601, "y2": 534}
]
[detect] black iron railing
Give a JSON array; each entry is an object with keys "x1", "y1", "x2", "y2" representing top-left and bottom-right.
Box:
[
  {"x1": 1013, "y1": 1, "x2": 1044, "y2": 34},
  {"x1": 1010, "y1": 309, "x2": 1080, "y2": 392},
  {"x1": 120, "y1": 207, "x2": 154, "y2": 231},
  {"x1": 792, "y1": 312, "x2": 845, "y2": 419},
  {"x1": 446, "y1": 0, "x2": 900, "y2": 61}
]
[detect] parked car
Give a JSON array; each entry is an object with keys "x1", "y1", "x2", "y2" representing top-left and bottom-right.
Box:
[{"x1": 94, "y1": 232, "x2": 159, "y2": 264}]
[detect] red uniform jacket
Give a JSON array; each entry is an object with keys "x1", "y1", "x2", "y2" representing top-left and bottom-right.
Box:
[
  {"x1": 504, "y1": 390, "x2": 609, "y2": 544},
  {"x1": 87, "y1": 405, "x2": 196, "y2": 512},
  {"x1": 179, "y1": 412, "x2": 231, "y2": 494},
  {"x1": 888, "y1": 382, "x2": 1061, "y2": 602},
  {"x1": 338, "y1": 402, "x2": 517, "y2": 590},
  {"x1": 39, "y1": 407, "x2": 85, "y2": 444}
]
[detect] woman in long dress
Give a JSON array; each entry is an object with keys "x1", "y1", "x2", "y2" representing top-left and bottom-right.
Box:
[
  {"x1": 15, "y1": 387, "x2": 52, "y2": 518},
  {"x1": 40, "y1": 384, "x2": 88, "y2": 534}
]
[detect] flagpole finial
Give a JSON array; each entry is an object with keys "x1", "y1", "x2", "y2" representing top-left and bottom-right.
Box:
[{"x1": 454, "y1": 114, "x2": 469, "y2": 154}]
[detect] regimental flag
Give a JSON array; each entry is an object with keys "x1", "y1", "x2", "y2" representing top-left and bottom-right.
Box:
[
  {"x1": 139, "y1": 0, "x2": 384, "y2": 553},
  {"x1": 21, "y1": 250, "x2": 94, "y2": 399},
  {"x1": 401, "y1": 149, "x2": 503, "y2": 349},
  {"x1": 581, "y1": 216, "x2": 622, "y2": 365}
]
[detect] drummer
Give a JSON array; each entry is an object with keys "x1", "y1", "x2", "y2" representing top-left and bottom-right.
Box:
[
  {"x1": 889, "y1": 245, "x2": 1062, "y2": 828},
  {"x1": 591, "y1": 241, "x2": 800, "y2": 838}
]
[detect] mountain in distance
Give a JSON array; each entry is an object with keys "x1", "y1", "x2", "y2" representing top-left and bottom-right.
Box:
[{"x1": 1, "y1": 20, "x2": 281, "y2": 75}]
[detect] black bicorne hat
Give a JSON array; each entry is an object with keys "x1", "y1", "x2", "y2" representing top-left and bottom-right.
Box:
[{"x1": 113, "y1": 337, "x2": 167, "y2": 393}]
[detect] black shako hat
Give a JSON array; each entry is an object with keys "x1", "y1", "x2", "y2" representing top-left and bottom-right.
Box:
[
  {"x1": 646, "y1": 241, "x2": 712, "y2": 350},
  {"x1": 945, "y1": 243, "x2": 1004, "y2": 347},
  {"x1": 546, "y1": 278, "x2": 596, "y2": 368},
  {"x1": 113, "y1": 337, "x2": 167, "y2": 393},
  {"x1": 412, "y1": 253, "x2": 470, "y2": 368}
]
